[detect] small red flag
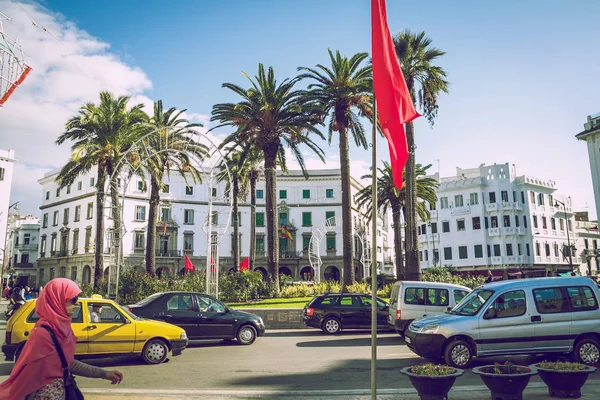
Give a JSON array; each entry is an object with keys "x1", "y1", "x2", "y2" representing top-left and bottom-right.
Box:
[
  {"x1": 163, "y1": 221, "x2": 167, "y2": 236},
  {"x1": 372, "y1": 0, "x2": 420, "y2": 189},
  {"x1": 239, "y1": 257, "x2": 249, "y2": 271},
  {"x1": 184, "y1": 254, "x2": 195, "y2": 273}
]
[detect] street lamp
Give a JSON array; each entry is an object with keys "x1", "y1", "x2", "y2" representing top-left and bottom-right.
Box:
[{"x1": 554, "y1": 199, "x2": 573, "y2": 272}]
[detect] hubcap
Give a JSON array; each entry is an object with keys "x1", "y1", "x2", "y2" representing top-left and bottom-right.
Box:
[
  {"x1": 579, "y1": 343, "x2": 600, "y2": 364},
  {"x1": 451, "y1": 344, "x2": 470, "y2": 366},
  {"x1": 240, "y1": 328, "x2": 254, "y2": 342},
  {"x1": 146, "y1": 343, "x2": 166, "y2": 362},
  {"x1": 325, "y1": 320, "x2": 339, "y2": 333}
]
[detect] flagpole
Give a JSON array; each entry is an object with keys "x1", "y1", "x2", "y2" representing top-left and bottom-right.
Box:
[{"x1": 370, "y1": 95, "x2": 378, "y2": 400}]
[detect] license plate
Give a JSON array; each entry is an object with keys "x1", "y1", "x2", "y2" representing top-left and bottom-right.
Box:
[{"x1": 405, "y1": 337, "x2": 411, "y2": 344}]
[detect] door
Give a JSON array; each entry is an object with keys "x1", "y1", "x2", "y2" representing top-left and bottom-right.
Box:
[
  {"x1": 402, "y1": 287, "x2": 427, "y2": 320},
  {"x1": 425, "y1": 287, "x2": 450, "y2": 316},
  {"x1": 338, "y1": 295, "x2": 364, "y2": 328},
  {"x1": 197, "y1": 295, "x2": 236, "y2": 338},
  {"x1": 69, "y1": 304, "x2": 88, "y2": 354},
  {"x1": 85, "y1": 301, "x2": 136, "y2": 354},
  {"x1": 163, "y1": 294, "x2": 200, "y2": 339},
  {"x1": 530, "y1": 287, "x2": 572, "y2": 352},
  {"x1": 360, "y1": 296, "x2": 389, "y2": 327},
  {"x1": 478, "y1": 289, "x2": 535, "y2": 355}
]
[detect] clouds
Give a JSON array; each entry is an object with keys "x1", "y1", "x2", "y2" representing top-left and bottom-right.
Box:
[{"x1": 0, "y1": 1, "x2": 152, "y2": 215}]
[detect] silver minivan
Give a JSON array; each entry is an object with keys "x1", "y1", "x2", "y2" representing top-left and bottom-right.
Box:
[
  {"x1": 388, "y1": 281, "x2": 471, "y2": 336},
  {"x1": 404, "y1": 277, "x2": 600, "y2": 368}
]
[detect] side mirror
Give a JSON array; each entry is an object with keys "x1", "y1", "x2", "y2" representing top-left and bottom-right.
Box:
[
  {"x1": 225, "y1": 307, "x2": 231, "y2": 313},
  {"x1": 124, "y1": 318, "x2": 132, "y2": 324},
  {"x1": 483, "y1": 307, "x2": 497, "y2": 320},
  {"x1": 446, "y1": 306, "x2": 453, "y2": 312}
]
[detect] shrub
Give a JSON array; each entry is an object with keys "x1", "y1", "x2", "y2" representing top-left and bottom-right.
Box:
[
  {"x1": 345, "y1": 281, "x2": 371, "y2": 294},
  {"x1": 219, "y1": 270, "x2": 265, "y2": 302},
  {"x1": 377, "y1": 283, "x2": 394, "y2": 298},
  {"x1": 538, "y1": 361, "x2": 587, "y2": 371},
  {"x1": 410, "y1": 363, "x2": 457, "y2": 376},
  {"x1": 279, "y1": 284, "x2": 313, "y2": 298},
  {"x1": 421, "y1": 266, "x2": 485, "y2": 289},
  {"x1": 312, "y1": 280, "x2": 342, "y2": 295}
]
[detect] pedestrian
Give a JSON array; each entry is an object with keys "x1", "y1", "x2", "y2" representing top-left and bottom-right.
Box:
[
  {"x1": 0, "y1": 278, "x2": 123, "y2": 399},
  {"x1": 485, "y1": 270, "x2": 494, "y2": 284}
]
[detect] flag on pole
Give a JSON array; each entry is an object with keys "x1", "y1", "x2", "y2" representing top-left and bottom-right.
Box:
[
  {"x1": 184, "y1": 254, "x2": 196, "y2": 273},
  {"x1": 163, "y1": 221, "x2": 167, "y2": 236},
  {"x1": 281, "y1": 225, "x2": 294, "y2": 241},
  {"x1": 371, "y1": 0, "x2": 420, "y2": 189},
  {"x1": 240, "y1": 257, "x2": 249, "y2": 271}
]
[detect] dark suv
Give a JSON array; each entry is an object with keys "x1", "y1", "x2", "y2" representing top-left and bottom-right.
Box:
[{"x1": 303, "y1": 293, "x2": 390, "y2": 334}]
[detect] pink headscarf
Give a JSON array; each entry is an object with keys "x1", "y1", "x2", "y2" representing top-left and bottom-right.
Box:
[{"x1": 0, "y1": 278, "x2": 81, "y2": 400}]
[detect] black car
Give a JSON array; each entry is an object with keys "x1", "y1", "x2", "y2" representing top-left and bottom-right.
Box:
[
  {"x1": 128, "y1": 291, "x2": 265, "y2": 345},
  {"x1": 303, "y1": 293, "x2": 390, "y2": 334}
]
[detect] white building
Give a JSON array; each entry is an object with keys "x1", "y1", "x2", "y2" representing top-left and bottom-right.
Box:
[
  {"x1": 573, "y1": 211, "x2": 600, "y2": 277},
  {"x1": 0, "y1": 148, "x2": 16, "y2": 279},
  {"x1": 576, "y1": 112, "x2": 600, "y2": 222},
  {"x1": 418, "y1": 162, "x2": 577, "y2": 278},
  {"x1": 5, "y1": 215, "x2": 41, "y2": 286},
  {"x1": 36, "y1": 167, "x2": 394, "y2": 286}
]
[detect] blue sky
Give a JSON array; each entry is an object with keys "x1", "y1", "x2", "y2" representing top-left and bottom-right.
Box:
[{"x1": 1, "y1": 0, "x2": 599, "y2": 218}]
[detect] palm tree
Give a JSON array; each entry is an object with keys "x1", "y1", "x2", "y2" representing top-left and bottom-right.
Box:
[
  {"x1": 141, "y1": 100, "x2": 205, "y2": 275},
  {"x1": 356, "y1": 162, "x2": 438, "y2": 279},
  {"x1": 245, "y1": 150, "x2": 264, "y2": 270},
  {"x1": 212, "y1": 64, "x2": 325, "y2": 293},
  {"x1": 297, "y1": 49, "x2": 372, "y2": 287},
  {"x1": 394, "y1": 30, "x2": 449, "y2": 280},
  {"x1": 55, "y1": 92, "x2": 147, "y2": 287}
]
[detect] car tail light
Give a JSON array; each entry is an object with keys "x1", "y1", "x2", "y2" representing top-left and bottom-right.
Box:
[
  {"x1": 305, "y1": 307, "x2": 314, "y2": 317},
  {"x1": 396, "y1": 310, "x2": 401, "y2": 320},
  {"x1": 5, "y1": 331, "x2": 11, "y2": 345}
]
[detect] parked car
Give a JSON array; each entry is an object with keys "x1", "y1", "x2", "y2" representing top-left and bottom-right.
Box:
[
  {"x1": 303, "y1": 293, "x2": 390, "y2": 334},
  {"x1": 2, "y1": 297, "x2": 188, "y2": 364},
  {"x1": 388, "y1": 281, "x2": 471, "y2": 336},
  {"x1": 405, "y1": 277, "x2": 600, "y2": 368},
  {"x1": 128, "y1": 291, "x2": 265, "y2": 345}
]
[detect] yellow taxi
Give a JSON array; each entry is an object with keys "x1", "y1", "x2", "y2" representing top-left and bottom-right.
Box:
[{"x1": 2, "y1": 296, "x2": 188, "y2": 364}]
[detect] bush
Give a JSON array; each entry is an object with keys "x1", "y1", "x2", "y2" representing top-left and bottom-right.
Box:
[
  {"x1": 377, "y1": 283, "x2": 394, "y2": 298},
  {"x1": 312, "y1": 280, "x2": 342, "y2": 295},
  {"x1": 421, "y1": 266, "x2": 485, "y2": 289},
  {"x1": 279, "y1": 284, "x2": 314, "y2": 298},
  {"x1": 219, "y1": 270, "x2": 265, "y2": 302},
  {"x1": 538, "y1": 361, "x2": 587, "y2": 371},
  {"x1": 410, "y1": 363, "x2": 457, "y2": 376},
  {"x1": 345, "y1": 281, "x2": 371, "y2": 294}
]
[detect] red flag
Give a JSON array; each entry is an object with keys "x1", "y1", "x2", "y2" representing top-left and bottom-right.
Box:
[
  {"x1": 240, "y1": 257, "x2": 249, "y2": 271},
  {"x1": 163, "y1": 221, "x2": 167, "y2": 236},
  {"x1": 372, "y1": 0, "x2": 420, "y2": 189},
  {"x1": 281, "y1": 225, "x2": 294, "y2": 241},
  {"x1": 184, "y1": 254, "x2": 195, "y2": 273}
]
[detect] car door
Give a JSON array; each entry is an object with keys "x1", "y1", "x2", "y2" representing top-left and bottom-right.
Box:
[
  {"x1": 361, "y1": 296, "x2": 389, "y2": 327},
  {"x1": 402, "y1": 286, "x2": 427, "y2": 320},
  {"x1": 529, "y1": 286, "x2": 572, "y2": 352},
  {"x1": 478, "y1": 289, "x2": 535, "y2": 355},
  {"x1": 567, "y1": 285, "x2": 599, "y2": 344},
  {"x1": 197, "y1": 294, "x2": 236, "y2": 338},
  {"x1": 338, "y1": 295, "x2": 364, "y2": 328},
  {"x1": 85, "y1": 301, "x2": 136, "y2": 354},
  {"x1": 425, "y1": 287, "x2": 450, "y2": 317},
  {"x1": 163, "y1": 294, "x2": 200, "y2": 339},
  {"x1": 70, "y1": 303, "x2": 89, "y2": 354}
]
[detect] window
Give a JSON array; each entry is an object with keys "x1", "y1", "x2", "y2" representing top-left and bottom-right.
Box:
[
  {"x1": 440, "y1": 197, "x2": 448, "y2": 209},
  {"x1": 457, "y1": 219, "x2": 465, "y2": 231},
  {"x1": 430, "y1": 222, "x2": 438, "y2": 234},
  {"x1": 501, "y1": 191, "x2": 508, "y2": 202},
  {"x1": 538, "y1": 193, "x2": 545, "y2": 205},
  {"x1": 535, "y1": 242, "x2": 541, "y2": 256},
  {"x1": 542, "y1": 216, "x2": 547, "y2": 229},
  {"x1": 86, "y1": 202, "x2": 93, "y2": 219},
  {"x1": 585, "y1": 239, "x2": 589, "y2": 249},
  {"x1": 63, "y1": 208, "x2": 69, "y2": 225},
  {"x1": 544, "y1": 243, "x2": 550, "y2": 256},
  {"x1": 484, "y1": 217, "x2": 489, "y2": 229},
  {"x1": 303, "y1": 189, "x2": 310, "y2": 199},
  {"x1": 326, "y1": 211, "x2": 335, "y2": 225},
  {"x1": 548, "y1": 194, "x2": 554, "y2": 205},
  {"x1": 162, "y1": 184, "x2": 170, "y2": 193},
  {"x1": 470, "y1": 192, "x2": 478, "y2": 205},
  {"x1": 256, "y1": 212, "x2": 265, "y2": 227},
  {"x1": 211, "y1": 211, "x2": 218, "y2": 225},
  {"x1": 458, "y1": 246, "x2": 468, "y2": 259},
  {"x1": 56, "y1": 188, "x2": 60, "y2": 198},
  {"x1": 521, "y1": 191, "x2": 525, "y2": 203},
  {"x1": 184, "y1": 209, "x2": 194, "y2": 224},
  {"x1": 303, "y1": 236, "x2": 311, "y2": 251},
  {"x1": 71, "y1": 266, "x2": 77, "y2": 281},
  {"x1": 405, "y1": 288, "x2": 425, "y2": 305},
  {"x1": 326, "y1": 235, "x2": 336, "y2": 251},
  {"x1": 433, "y1": 249, "x2": 439, "y2": 264},
  {"x1": 230, "y1": 211, "x2": 242, "y2": 227},
  {"x1": 421, "y1": 224, "x2": 427, "y2": 235},
  {"x1": 161, "y1": 207, "x2": 170, "y2": 222},
  {"x1": 554, "y1": 243, "x2": 559, "y2": 256},
  {"x1": 184, "y1": 234, "x2": 193, "y2": 251},
  {"x1": 514, "y1": 215, "x2": 520, "y2": 227},
  {"x1": 185, "y1": 186, "x2": 193, "y2": 195},
  {"x1": 279, "y1": 212, "x2": 288, "y2": 226},
  {"x1": 427, "y1": 288, "x2": 449, "y2": 306},
  {"x1": 66, "y1": 185, "x2": 71, "y2": 195},
  {"x1": 279, "y1": 190, "x2": 287, "y2": 199},
  {"x1": 326, "y1": 189, "x2": 334, "y2": 198},
  {"x1": 490, "y1": 216, "x2": 498, "y2": 228},
  {"x1": 455, "y1": 195, "x2": 464, "y2": 207},
  {"x1": 489, "y1": 192, "x2": 496, "y2": 204},
  {"x1": 526, "y1": 243, "x2": 530, "y2": 256},
  {"x1": 513, "y1": 191, "x2": 516, "y2": 202},
  {"x1": 443, "y1": 247, "x2": 452, "y2": 260},
  {"x1": 559, "y1": 218, "x2": 564, "y2": 230},
  {"x1": 567, "y1": 286, "x2": 598, "y2": 311},
  {"x1": 135, "y1": 206, "x2": 146, "y2": 221},
  {"x1": 21, "y1": 254, "x2": 29, "y2": 264},
  {"x1": 487, "y1": 244, "x2": 491, "y2": 257},
  {"x1": 533, "y1": 288, "x2": 568, "y2": 314},
  {"x1": 533, "y1": 215, "x2": 538, "y2": 228},
  {"x1": 302, "y1": 212, "x2": 312, "y2": 226},
  {"x1": 74, "y1": 206, "x2": 81, "y2": 222},
  {"x1": 442, "y1": 221, "x2": 450, "y2": 233},
  {"x1": 40, "y1": 236, "x2": 47, "y2": 256},
  {"x1": 474, "y1": 244, "x2": 483, "y2": 258},
  {"x1": 472, "y1": 217, "x2": 481, "y2": 230},
  {"x1": 568, "y1": 219, "x2": 572, "y2": 231},
  {"x1": 50, "y1": 235, "x2": 57, "y2": 253},
  {"x1": 551, "y1": 218, "x2": 556, "y2": 230},
  {"x1": 0, "y1": 167, "x2": 3, "y2": 181},
  {"x1": 210, "y1": 188, "x2": 217, "y2": 197},
  {"x1": 523, "y1": 215, "x2": 528, "y2": 228},
  {"x1": 90, "y1": 177, "x2": 95, "y2": 187},
  {"x1": 506, "y1": 243, "x2": 513, "y2": 256},
  {"x1": 53, "y1": 211, "x2": 59, "y2": 226},
  {"x1": 24, "y1": 233, "x2": 30, "y2": 245},
  {"x1": 134, "y1": 232, "x2": 145, "y2": 249},
  {"x1": 503, "y1": 215, "x2": 511, "y2": 227},
  {"x1": 84, "y1": 228, "x2": 92, "y2": 251},
  {"x1": 517, "y1": 243, "x2": 522, "y2": 256},
  {"x1": 256, "y1": 236, "x2": 265, "y2": 253},
  {"x1": 493, "y1": 244, "x2": 500, "y2": 256},
  {"x1": 42, "y1": 213, "x2": 48, "y2": 228},
  {"x1": 490, "y1": 290, "x2": 527, "y2": 318},
  {"x1": 45, "y1": 191, "x2": 50, "y2": 200},
  {"x1": 530, "y1": 191, "x2": 536, "y2": 204},
  {"x1": 256, "y1": 189, "x2": 264, "y2": 199},
  {"x1": 77, "y1": 181, "x2": 82, "y2": 191}
]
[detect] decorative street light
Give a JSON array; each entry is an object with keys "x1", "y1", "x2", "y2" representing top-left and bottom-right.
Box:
[{"x1": 554, "y1": 199, "x2": 573, "y2": 271}]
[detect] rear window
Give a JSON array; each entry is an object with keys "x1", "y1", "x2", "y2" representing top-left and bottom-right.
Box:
[
  {"x1": 567, "y1": 286, "x2": 598, "y2": 311},
  {"x1": 134, "y1": 292, "x2": 163, "y2": 307},
  {"x1": 312, "y1": 295, "x2": 339, "y2": 307},
  {"x1": 27, "y1": 304, "x2": 83, "y2": 323},
  {"x1": 533, "y1": 288, "x2": 567, "y2": 314},
  {"x1": 404, "y1": 288, "x2": 425, "y2": 305},
  {"x1": 427, "y1": 288, "x2": 449, "y2": 306}
]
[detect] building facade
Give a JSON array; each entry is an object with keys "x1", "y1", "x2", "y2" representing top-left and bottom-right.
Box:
[
  {"x1": 0, "y1": 148, "x2": 16, "y2": 277},
  {"x1": 576, "y1": 112, "x2": 600, "y2": 223},
  {"x1": 36, "y1": 167, "x2": 394, "y2": 286},
  {"x1": 5, "y1": 215, "x2": 41, "y2": 286},
  {"x1": 418, "y1": 162, "x2": 577, "y2": 278},
  {"x1": 573, "y1": 211, "x2": 600, "y2": 277}
]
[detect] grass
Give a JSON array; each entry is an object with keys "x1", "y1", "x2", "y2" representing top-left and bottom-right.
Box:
[{"x1": 226, "y1": 297, "x2": 313, "y2": 309}]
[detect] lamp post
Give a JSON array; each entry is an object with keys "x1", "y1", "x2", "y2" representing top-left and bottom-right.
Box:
[
  {"x1": 1, "y1": 201, "x2": 20, "y2": 287},
  {"x1": 554, "y1": 199, "x2": 573, "y2": 272}
]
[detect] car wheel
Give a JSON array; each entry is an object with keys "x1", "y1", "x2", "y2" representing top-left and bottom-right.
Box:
[
  {"x1": 444, "y1": 339, "x2": 473, "y2": 368},
  {"x1": 142, "y1": 339, "x2": 169, "y2": 364},
  {"x1": 574, "y1": 338, "x2": 600, "y2": 366},
  {"x1": 237, "y1": 325, "x2": 257, "y2": 345},
  {"x1": 322, "y1": 317, "x2": 341, "y2": 334}
]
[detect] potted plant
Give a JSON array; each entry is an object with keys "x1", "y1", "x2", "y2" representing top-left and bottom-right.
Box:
[
  {"x1": 471, "y1": 360, "x2": 538, "y2": 400},
  {"x1": 400, "y1": 363, "x2": 464, "y2": 400},
  {"x1": 530, "y1": 360, "x2": 596, "y2": 398}
]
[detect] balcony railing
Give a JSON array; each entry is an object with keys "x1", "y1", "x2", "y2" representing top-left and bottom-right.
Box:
[
  {"x1": 429, "y1": 210, "x2": 438, "y2": 219},
  {"x1": 488, "y1": 227, "x2": 500, "y2": 236},
  {"x1": 486, "y1": 203, "x2": 498, "y2": 212},
  {"x1": 57, "y1": 250, "x2": 68, "y2": 257},
  {"x1": 280, "y1": 250, "x2": 302, "y2": 259},
  {"x1": 156, "y1": 250, "x2": 182, "y2": 257},
  {"x1": 15, "y1": 243, "x2": 38, "y2": 250}
]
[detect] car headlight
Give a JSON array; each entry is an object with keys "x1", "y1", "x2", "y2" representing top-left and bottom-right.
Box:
[
  {"x1": 418, "y1": 323, "x2": 439, "y2": 334},
  {"x1": 180, "y1": 332, "x2": 188, "y2": 340},
  {"x1": 258, "y1": 317, "x2": 264, "y2": 325}
]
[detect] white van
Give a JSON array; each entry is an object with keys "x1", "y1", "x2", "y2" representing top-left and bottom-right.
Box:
[{"x1": 388, "y1": 281, "x2": 471, "y2": 336}]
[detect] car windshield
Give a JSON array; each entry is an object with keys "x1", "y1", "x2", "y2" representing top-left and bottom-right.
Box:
[
  {"x1": 134, "y1": 292, "x2": 163, "y2": 307},
  {"x1": 450, "y1": 289, "x2": 494, "y2": 316}
]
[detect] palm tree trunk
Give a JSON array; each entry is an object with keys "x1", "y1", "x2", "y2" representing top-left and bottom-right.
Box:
[
  {"x1": 404, "y1": 121, "x2": 420, "y2": 280},
  {"x1": 391, "y1": 202, "x2": 405, "y2": 280},
  {"x1": 109, "y1": 176, "x2": 123, "y2": 288},
  {"x1": 339, "y1": 128, "x2": 354, "y2": 287},
  {"x1": 249, "y1": 174, "x2": 257, "y2": 270},
  {"x1": 264, "y1": 145, "x2": 279, "y2": 294},
  {"x1": 94, "y1": 168, "x2": 106, "y2": 289},
  {"x1": 145, "y1": 177, "x2": 160, "y2": 275},
  {"x1": 232, "y1": 176, "x2": 240, "y2": 271}
]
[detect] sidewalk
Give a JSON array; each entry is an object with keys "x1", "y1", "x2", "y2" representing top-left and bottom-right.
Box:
[{"x1": 82, "y1": 382, "x2": 600, "y2": 399}]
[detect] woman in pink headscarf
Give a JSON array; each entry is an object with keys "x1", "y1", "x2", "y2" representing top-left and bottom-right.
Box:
[{"x1": 0, "y1": 278, "x2": 123, "y2": 399}]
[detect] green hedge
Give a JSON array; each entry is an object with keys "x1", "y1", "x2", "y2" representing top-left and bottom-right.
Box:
[{"x1": 420, "y1": 266, "x2": 486, "y2": 289}]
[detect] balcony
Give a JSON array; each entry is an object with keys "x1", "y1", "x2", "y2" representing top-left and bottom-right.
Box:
[
  {"x1": 486, "y1": 203, "x2": 499, "y2": 212},
  {"x1": 503, "y1": 227, "x2": 517, "y2": 235},
  {"x1": 15, "y1": 243, "x2": 38, "y2": 251},
  {"x1": 421, "y1": 233, "x2": 440, "y2": 242},
  {"x1": 505, "y1": 255, "x2": 518, "y2": 263},
  {"x1": 535, "y1": 256, "x2": 542, "y2": 263},
  {"x1": 14, "y1": 262, "x2": 34, "y2": 268},
  {"x1": 488, "y1": 227, "x2": 500, "y2": 236},
  {"x1": 429, "y1": 210, "x2": 438, "y2": 219},
  {"x1": 280, "y1": 250, "x2": 302, "y2": 259},
  {"x1": 57, "y1": 250, "x2": 68, "y2": 257},
  {"x1": 515, "y1": 227, "x2": 526, "y2": 235},
  {"x1": 490, "y1": 256, "x2": 503, "y2": 265},
  {"x1": 450, "y1": 206, "x2": 471, "y2": 216},
  {"x1": 156, "y1": 250, "x2": 182, "y2": 257}
]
